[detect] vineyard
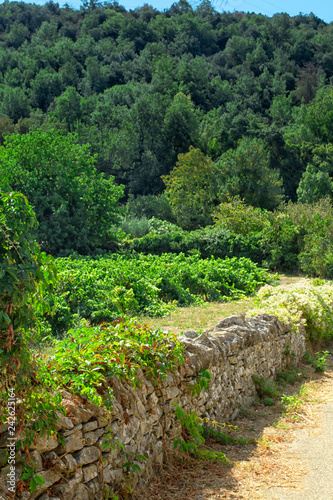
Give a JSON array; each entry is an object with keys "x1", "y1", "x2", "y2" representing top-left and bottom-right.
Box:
[{"x1": 47, "y1": 253, "x2": 272, "y2": 335}]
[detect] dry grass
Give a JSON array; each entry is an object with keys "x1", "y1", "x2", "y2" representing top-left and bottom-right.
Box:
[
  {"x1": 134, "y1": 345, "x2": 333, "y2": 500},
  {"x1": 138, "y1": 274, "x2": 302, "y2": 335},
  {"x1": 138, "y1": 297, "x2": 257, "y2": 335}
]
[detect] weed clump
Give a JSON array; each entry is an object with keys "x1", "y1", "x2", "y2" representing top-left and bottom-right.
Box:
[
  {"x1": 303, "y1": 350, "x2": 330, "y2": 372},
  {"x1": 262, "y1": 397, "x2": 274, "y2": 406},
  {"x1": 277, "y1": 367, "x2": 305, "y2": 386},
  {"x1": 252, "y1": 374, "x2": 279, "y2": 399}
]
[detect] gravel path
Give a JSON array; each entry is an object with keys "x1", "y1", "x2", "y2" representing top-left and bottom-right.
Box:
[{"x1": 265, "y1": 348, "x2": 333, "y2": 500}]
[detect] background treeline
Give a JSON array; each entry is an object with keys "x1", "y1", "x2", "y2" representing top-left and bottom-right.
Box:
[
  {"x1": 1, "y1": 0, "x2": 333, "y2": 276},
  {"x1": 0, "y1": 0, "x2": 333, "y2": 197}
]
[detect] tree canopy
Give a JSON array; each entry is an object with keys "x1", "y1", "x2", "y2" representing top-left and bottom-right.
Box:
[
  {"x1": 162, "y1": 146, "x2": 216, "y2": 229},
  {"x1": 0, "y1": 130, "x2": 124, "y2": 255},
  {"x1": 216, "y1": 137, "x2": 284, "y2": 210}
]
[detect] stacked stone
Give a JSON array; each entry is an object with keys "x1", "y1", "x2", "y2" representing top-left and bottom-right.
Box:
[{"x1": 0, "y1": 314, "x2": 306, "y2": 499}]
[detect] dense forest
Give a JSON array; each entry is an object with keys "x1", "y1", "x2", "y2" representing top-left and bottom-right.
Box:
[{"x1": 1, "y1": 0, "x2": 333, "y2": 263}]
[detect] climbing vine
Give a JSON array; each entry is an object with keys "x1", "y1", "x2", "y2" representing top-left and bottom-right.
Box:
[{"x1": 0, "y1": 190, "x2": 60, "y2": 493}]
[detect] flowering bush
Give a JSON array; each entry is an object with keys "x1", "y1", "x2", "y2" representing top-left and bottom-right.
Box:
[{"x1": 248, "y1": 279, "x2": 333, "y2": 343}]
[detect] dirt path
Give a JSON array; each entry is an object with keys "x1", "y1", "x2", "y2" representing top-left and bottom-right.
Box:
[
  {"x1": 139, "y1": 344, "x2": 333, "y2": 500},
  {"x1": 264, "y1": 347, "x2": 333, "y2": 500}
]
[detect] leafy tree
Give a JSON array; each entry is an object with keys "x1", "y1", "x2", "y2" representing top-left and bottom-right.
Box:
[
  {"x1": 216, "y1": 137, "x2": 284, "y2": 210},
  {"x1": 214, "y1": 198, "x2": 270, "y2": 235},
  {"x1": 0, "y1": 86, "x2": 30, "y2": 123},
  {"x1": 287, "y1": 87, "x2": 333, "y2": 148},
  {"x1": 262, "y1": 126, "x2": 303, "y2": 202},
  {"x1": 50, "y1": 86, "x2": 82, "y2": 129},
  {"x1": 303, "y1": 87, "x2": 333, "y2": 143},
  {"x1": 297, "y1": 165, "x2": 332, "y2": 203},
  {"x1": 151, "y1": 54, "x2": 178, "y2": 96},
  {"x1": 164, "y1": 92, "x2": 199, "y2": 157},
  {"x1": 31, "y1": 19, "x2": 59, "y2": 47},
  {"x1": 296, "y1": 144, "x2": 333, "y2": 203},
  {"x1": 0, "y1": 130, "x2": 124, "y2": 255},
  {"x1": 84, "y1": 55, "x2": 108, "y2": 93},
  {"x1": 175, "y1": 55, "x2": 213, "y2": 108},
  {"x1": 125, "y1": 89, "x2": 172, "y2": 194},
  {"x1": 269, "y1": 94, "x2": 292, "y2": 126},
  {"x1": 162, "y1": 146, "x2": 216, "y2": 229},
  {"x1": 4, "y1": 21, "x2": 30, "y2": 48},
  {"x1": 294, "y1": 62, "x2": 321, "y2": 104},
  {"x1": 30, "y1": 69, "x2": 64, "y2": 112},
  {"x1": 126, "y1": 193, "x2": 175, "y2": 222},
  {"x1": 0, "y1": 116, "x2": 15, "y2": 145}
]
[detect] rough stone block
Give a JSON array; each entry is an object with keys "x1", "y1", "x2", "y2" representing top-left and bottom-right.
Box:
[
  {"x1": 63, "y1": 424, "x2": 82, "y2": 437},
  {"x1": 58, "y1": 433, "x2": 85, "y2": 454},
  {"x1": 82, "y1": 421, "x2": 98, "y2": 433},
  {"x1": 72, "y1": 483, "x2": 89, "y2": 500},
  {"x1": 54, "y1": 467, "x2": 83, "y2": 499},
  {"x1": 60, "y1": 455, "x2": 76, "y2": 473},
  {"x1": 55, "y1": 411, "x2": 74, "y2": 431},
  {"x1": 62, "y1": 400, "x2": 94, "y2": 424},
  {"x1": 32, "y1": 434, "x2": 59, "y2": 454},
  {"x1": 83, "y1": 463, "x2": 98, "y2": 482},
  {"x1": 30, "y1": 450, "x2": 43, "y2": 471},
  {"x1": 86, "y1": 478, "x2": 103, "y2": 500},
  {"x1": 30, "y1": 469, "x2": 62, "y2": 499},
  {"x1": 84, "y1": 427, "x2": 105, "y2": 446},
  {"x1": 43, "y1": 451, "x2": 66, "y2": 473},
  {"x1": 103, "y1": 466, "x2": 123, "y2": 484},
  {"x1": 74, "y1": 446, "x2": 100, "y2": 465}
]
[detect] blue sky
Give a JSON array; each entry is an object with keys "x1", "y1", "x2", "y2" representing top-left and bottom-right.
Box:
[{"x1": 10, "y1": 0, "x2": 333, "y2": 23}]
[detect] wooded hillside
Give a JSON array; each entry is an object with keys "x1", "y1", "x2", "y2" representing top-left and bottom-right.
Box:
[{"x1": 0, "y1": 0, "x2": 332, "y2": 202}]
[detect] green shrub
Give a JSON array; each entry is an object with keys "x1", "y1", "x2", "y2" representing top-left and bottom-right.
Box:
[
  {"x1": 0, "y1": 190, "x2": 56, "y2": 392},
  {"x1": 120, "y1": 215, "x2": 150, "y2": 238},
  {"x1": 260, "y1": 211, "x2": 300, "y2": 271},
  {"x1": 210, "y1": 198, "x2": 333, "y2": 276},
  {"x1": 213, "y1": 198, "x2": 270, "y2": 235},
  {"x1": 276, "y1": 367, "x2": 304, "y2": 385},
  {"x1": 128, "y1": 226, "x2": 266, "y2": 263},
  {"x1": 148, "y1": 217, "x2": 182, "y2": 234},
  {"x1": 314, "y1": 351, "x2": 330, "y2": 372},
  {"x1": 262, "y1": 397, "x2": 274, "y2": 406},
  {"x1": 262, "y1": 198, "x2": 333, "y2": 275},
  {"x1": 0, "y1": 190, "x2": 61, "y2": 494},
  {"x1": 280, "y1": 393, "x2": 302, "y2": 412},
  {"x1": 303, "y1": 351, "x2": 330, "y2": 372},
  {"x1": 128, "y1": 230, "x2": 185, "y2": 255},
  {"x1": 126, "y1": 193, "x2": 175, "y2": 222}
]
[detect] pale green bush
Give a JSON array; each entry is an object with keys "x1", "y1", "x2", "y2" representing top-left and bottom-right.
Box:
[{"x1": 248, "y1": 279, "x2": 333, "y2": 343}]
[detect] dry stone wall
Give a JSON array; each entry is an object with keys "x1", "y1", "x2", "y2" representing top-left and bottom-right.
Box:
[{"x1": 0, "y1": 314, "x2": 306, "y2": 500}]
